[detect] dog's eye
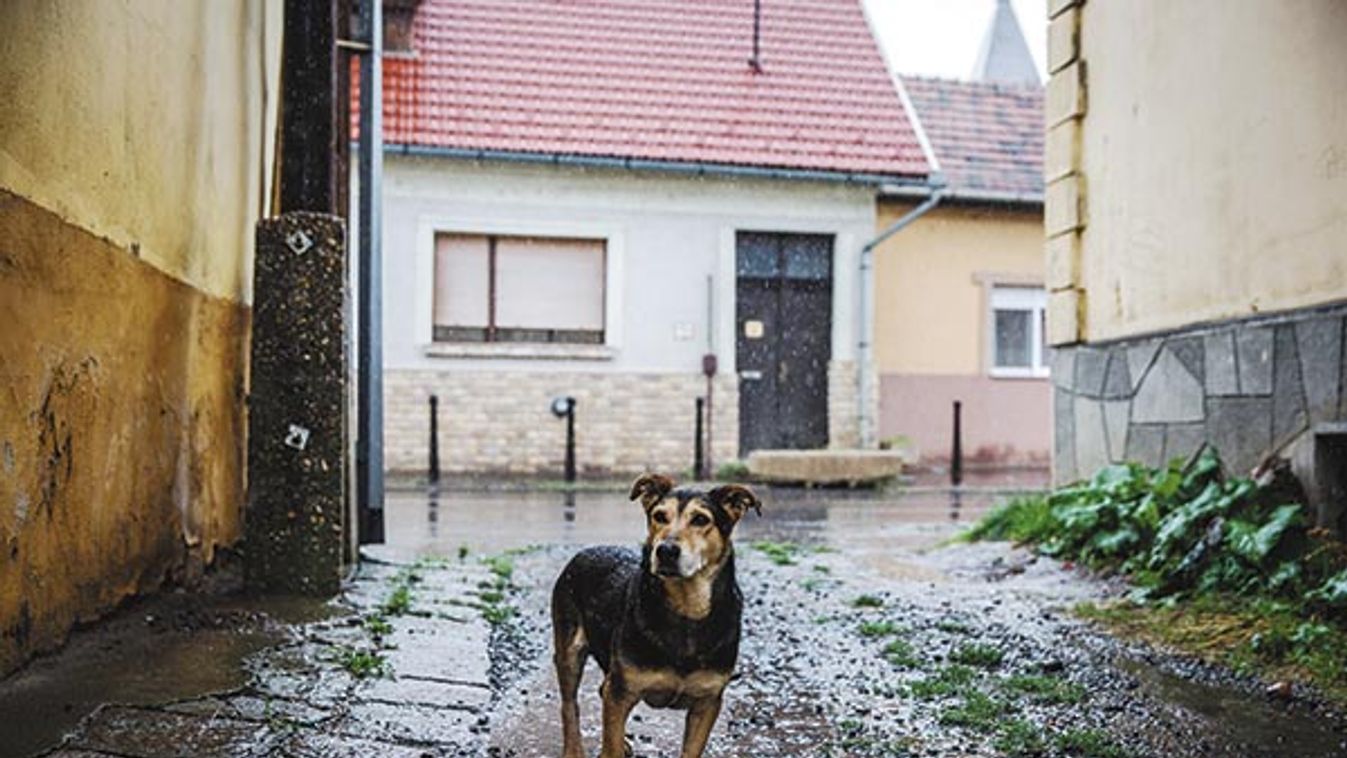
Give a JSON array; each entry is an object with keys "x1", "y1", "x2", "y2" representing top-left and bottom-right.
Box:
[
  {"x1": 690, "y1": 514, "x2": 711, "y2": 528},
  {"x1": 652, "y1": 511, "x2": 669, "y2": 525}
]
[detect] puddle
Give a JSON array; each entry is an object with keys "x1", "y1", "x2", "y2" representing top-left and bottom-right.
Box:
[
  {"x1": 1118, "y1": 656, "x2": 1347, "y2": 757},
  {"x1": 371, "y1": 484, "x2": 1013, "y2": 562},
  {"x1": 0, "y1": 593, "x2": 334, "y2": 758}
]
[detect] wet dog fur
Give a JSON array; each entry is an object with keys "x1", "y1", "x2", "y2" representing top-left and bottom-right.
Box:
[{"x1": 550, "y1": 474, "x2": 762, "y2": 758}]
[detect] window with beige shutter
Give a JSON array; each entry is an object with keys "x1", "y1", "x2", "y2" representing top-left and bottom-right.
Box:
[{"x1": 433, "y1": 233, "x2": 606, "y2": 344}]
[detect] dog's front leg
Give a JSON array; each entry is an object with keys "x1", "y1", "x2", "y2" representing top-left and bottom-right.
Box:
[
  {"x1": 679, "y1": 695, "x2": 723, "y2": 758},
  {"x1": 599, "y1": 680, "x2": 637, "y2": 758}
]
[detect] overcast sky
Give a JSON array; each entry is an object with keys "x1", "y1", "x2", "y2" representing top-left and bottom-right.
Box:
[{"x1": 862, "y1": 0, "x2": 1048, "y2": 81}]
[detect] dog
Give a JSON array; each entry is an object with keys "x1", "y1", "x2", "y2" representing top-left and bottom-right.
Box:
[{"x1": 550, "y1": 473, "x2": 762, "y2": 758}]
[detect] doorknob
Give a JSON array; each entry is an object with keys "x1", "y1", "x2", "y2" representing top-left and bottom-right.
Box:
[{"x1": 739, "y1": 370, "x2": 763, "y2": 380}]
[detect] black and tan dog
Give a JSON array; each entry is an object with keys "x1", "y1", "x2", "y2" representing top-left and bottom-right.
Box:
[{"x1": 550, "y1": 474, "x2": 761, "y2": 758}]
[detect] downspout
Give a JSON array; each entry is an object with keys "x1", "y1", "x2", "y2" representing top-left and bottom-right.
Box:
[{"x1": 857, "y1": 183, "x2": 944, "y2": 448}]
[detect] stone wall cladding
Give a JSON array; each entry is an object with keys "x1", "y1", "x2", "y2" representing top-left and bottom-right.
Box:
[
  {"x1": 385, "y1": 369, "x2": 738, "y2": 476},
  {"x1": 1053, "y1": 303, "x2": 1347, "y2": 484}
]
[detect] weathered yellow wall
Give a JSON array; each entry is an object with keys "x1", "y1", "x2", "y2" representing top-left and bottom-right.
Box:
[
  {"x1": 1075, "y1": 0, "x2": 1347, "y2": 341},
  {"x1": 0, "y1": 0, "x2": 279, "y2": 675},
  {"x1": 0, "y1": 0, "x2": 281, "y2": 301},
  {"x1": 874, "y1": 201, "x2": 1045, "y2": 375}
]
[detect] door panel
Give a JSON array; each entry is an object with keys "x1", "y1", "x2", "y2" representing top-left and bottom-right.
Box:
[{"x1": 736, "y1": 232, "x2": 832, "y2": 454}]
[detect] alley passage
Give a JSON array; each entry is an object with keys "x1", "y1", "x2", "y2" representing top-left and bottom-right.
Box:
[{"x1": 9, "y1": 487, "x2": 1347, "y2": 757}]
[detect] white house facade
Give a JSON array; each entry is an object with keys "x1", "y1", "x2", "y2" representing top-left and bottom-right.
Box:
[{"x1": 381, "y1": 155, "x2": 881, "y2": 474}]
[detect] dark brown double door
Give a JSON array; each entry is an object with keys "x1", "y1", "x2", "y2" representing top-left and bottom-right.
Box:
[{"x1": 736, "y1": 232, "x2": 833, "y2": 455}]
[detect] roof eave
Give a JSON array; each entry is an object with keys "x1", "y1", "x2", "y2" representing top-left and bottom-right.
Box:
[{"x1": 383, "y1": 143, "x2": 931, "y2": 187}]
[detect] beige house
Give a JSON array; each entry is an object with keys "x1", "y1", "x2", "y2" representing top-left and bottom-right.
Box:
[
  {"x1": 874, "y1": 1, "x2": 1049, "y2": 470},
  {"x1": 0, "y1": 2, "x2": 280, "y2": 675},
  {"x1": 1045, "y1": 0, "x2": 1347, "y2": 533}
]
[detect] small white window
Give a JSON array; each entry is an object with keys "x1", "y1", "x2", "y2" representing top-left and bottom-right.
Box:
[
  {"x1": 433, "y1": 233, "x2": 606, "y2": 344},
  {"x1": 990, "y1": 285, "x2": 1049, "y2": 378}
]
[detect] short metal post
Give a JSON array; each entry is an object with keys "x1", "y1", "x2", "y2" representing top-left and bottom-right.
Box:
[
  {"x1": 694, "y1": 397, "x2": 706, "y2": 480},
  {"x1": 951, "y1": 400, "x2": 963, "y2": 487},
  {"x1": 428, "y1": 394, "x2": 440, "y2": 484},
  {"x1": 564, "y1": 399, "x2": 577, "y2": 483}
]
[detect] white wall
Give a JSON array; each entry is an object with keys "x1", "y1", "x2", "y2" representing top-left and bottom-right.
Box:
[{"x1": 380, "y1": 155, "x2": 877, "y2": 376}]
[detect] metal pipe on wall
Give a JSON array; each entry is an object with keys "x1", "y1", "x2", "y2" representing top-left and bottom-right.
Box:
[
  {"x1": 856, "y1": 184, "x2": 944, "y2": 448},
  {"x1": 356, "y1": 0, "x2": 385, "y2": 544}
]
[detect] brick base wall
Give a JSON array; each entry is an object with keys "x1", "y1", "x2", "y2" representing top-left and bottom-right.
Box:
[{"x1": 386, "y1": 369, "x2": 739, "y2": 476}]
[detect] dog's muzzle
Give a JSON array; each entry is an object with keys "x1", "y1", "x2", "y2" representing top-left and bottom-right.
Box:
[{"x1": 655, "y1": 542, "x2": 682, "y2": 576}]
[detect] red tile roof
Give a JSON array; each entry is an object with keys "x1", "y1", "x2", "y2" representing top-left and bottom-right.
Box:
[
  {"x1": 374, "y1": 0, "x2": 930, "y2": 179},
  {"x1": 902, "y1": 76, "x2": 1043, "y2": 201}
]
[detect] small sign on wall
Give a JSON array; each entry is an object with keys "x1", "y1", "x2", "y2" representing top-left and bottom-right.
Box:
[{"x1": 744, "y1": 319, "x2": 765, "y2": 339}]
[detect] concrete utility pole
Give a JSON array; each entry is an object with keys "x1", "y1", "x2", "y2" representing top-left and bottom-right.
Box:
[{"x1": 245, "y1": 0, "x2": 352, "y2": 593}]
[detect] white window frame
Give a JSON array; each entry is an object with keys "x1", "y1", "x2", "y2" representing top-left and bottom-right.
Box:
[
  {"x1": 413, "y1": 216, "x2": 625, "y2": 357},
  {"x1": 986, "y1": 282, "x2": 1050, "y2": 379}
]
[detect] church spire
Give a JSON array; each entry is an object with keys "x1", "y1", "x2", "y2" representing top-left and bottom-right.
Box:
[{"x1": 971, "y1": 0, "x2": 1041, "y2": 85}]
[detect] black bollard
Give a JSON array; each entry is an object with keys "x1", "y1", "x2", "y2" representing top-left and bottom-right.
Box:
[
  {"x1": 428, "y1": 394, "x2": 440, "y2": 484},
  {"x1": 564, "y1": 399, "x2": 576, "y2": 482},
  {"x1": 951, "y1": 400, "x2": 963, "y2": 487},
  {"x1": 552, "y1": 396, "x2": 577, "y2": 482},
  {"x1": 694, "y1": 397, "x2": 706, "y2": 480}
]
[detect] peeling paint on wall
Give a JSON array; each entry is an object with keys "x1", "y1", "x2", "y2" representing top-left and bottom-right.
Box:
[{"x1": 0, "y1": 190, "x2": 250, "y2": 676}]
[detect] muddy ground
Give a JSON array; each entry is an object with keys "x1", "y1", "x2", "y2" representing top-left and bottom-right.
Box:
[{"x1": 4, "y1": 485, "x2": 1347, "y2": 757}]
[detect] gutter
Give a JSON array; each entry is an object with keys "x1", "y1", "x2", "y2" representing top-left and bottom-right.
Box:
[
  {"x1": 881, "y1": 183, "x2": 1043, "y2": 207},
  {"x1": 384, "y1": 143, "x2": 930, "y2": 187},
  {"x1": 857, "y1": 179, "x2": 946, "y2": 448}
]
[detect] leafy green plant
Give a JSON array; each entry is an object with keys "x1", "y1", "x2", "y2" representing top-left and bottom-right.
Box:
[{"x1": 963, "y1": 448, "x2": 1347, "y2": 611}]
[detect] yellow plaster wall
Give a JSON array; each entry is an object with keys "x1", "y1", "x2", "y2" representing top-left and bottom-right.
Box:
[
  {"x1": 0, "y1": 1, "x2": 279, "y2": 675},
  {"x1": 873, "y1": 201, "x2": 1045, "y2": 375},
  {"x1": 0, "y1": 0, "x2": 282, "y2": 303},
  {"x1": 1075, "y1": 0, "x2": 1347, "y2": 341}
]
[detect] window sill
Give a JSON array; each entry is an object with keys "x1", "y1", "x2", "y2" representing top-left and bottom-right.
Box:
[
  {"x1": 989, "y1": 368, "x2": 1051, "y2": 381},
  {"x1": 424, "y1": 342, "x2": 616, "y2": 361}
]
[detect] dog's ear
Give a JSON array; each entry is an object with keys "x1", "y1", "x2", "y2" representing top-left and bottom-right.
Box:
[
  {"x1": 629, "y1": 473, "x2": 674, "y2": 511},
  {"x1": 708, "y1": 484, "x2": 762, "y2": 523}
]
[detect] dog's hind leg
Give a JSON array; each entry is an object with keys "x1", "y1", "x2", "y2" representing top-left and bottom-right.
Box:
[
  {"x1": 552, "y1": 589, "x2": 587, "y2": 758},
  {"x1": 679, "y1": 696, "x2": 723, "y2": 758}
]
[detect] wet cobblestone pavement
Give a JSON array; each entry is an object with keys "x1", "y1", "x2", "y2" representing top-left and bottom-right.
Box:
[{"x1": 6, "y1": 485, "x2": 1347, "y2": 757}]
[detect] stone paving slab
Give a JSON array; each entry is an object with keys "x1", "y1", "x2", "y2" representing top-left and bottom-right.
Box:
[
  {"x1": 339, "y1": 701, "x2": 481, "y2": 747},
  {"x1": 69, "y1": 705, "x2": 277, "y2": 757},
  {"x1": 357, "y1": 675, "x2": 492, "y2": 711},
  {"x1": 274, "y1": 732, "x2": 444, "y2": 758},
  {"x1": 163, "y1": 692, "x2": 334, "y2": 726}
]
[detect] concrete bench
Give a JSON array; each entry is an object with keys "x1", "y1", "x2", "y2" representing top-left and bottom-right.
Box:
[{"x1": 746, "y1": 449, "x2": 906, "y2": 487}]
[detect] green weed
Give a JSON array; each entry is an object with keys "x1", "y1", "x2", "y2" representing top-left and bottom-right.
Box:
[
  {"x1": 852, "y1": 594, "x2": 885, "y2": 609},
  {"x1": 858, "y1": 620, "x2": 901, "y2": 638},
  {"x1": 1054, "y1": 728, "x2": 1126, "y2": 758},
  {"x1": 949, "y1": 643, "x2": 1003, "y2": 668},
  {"x1": 1003, "y1": 673, "x2": 1086, "y2": 704}
]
